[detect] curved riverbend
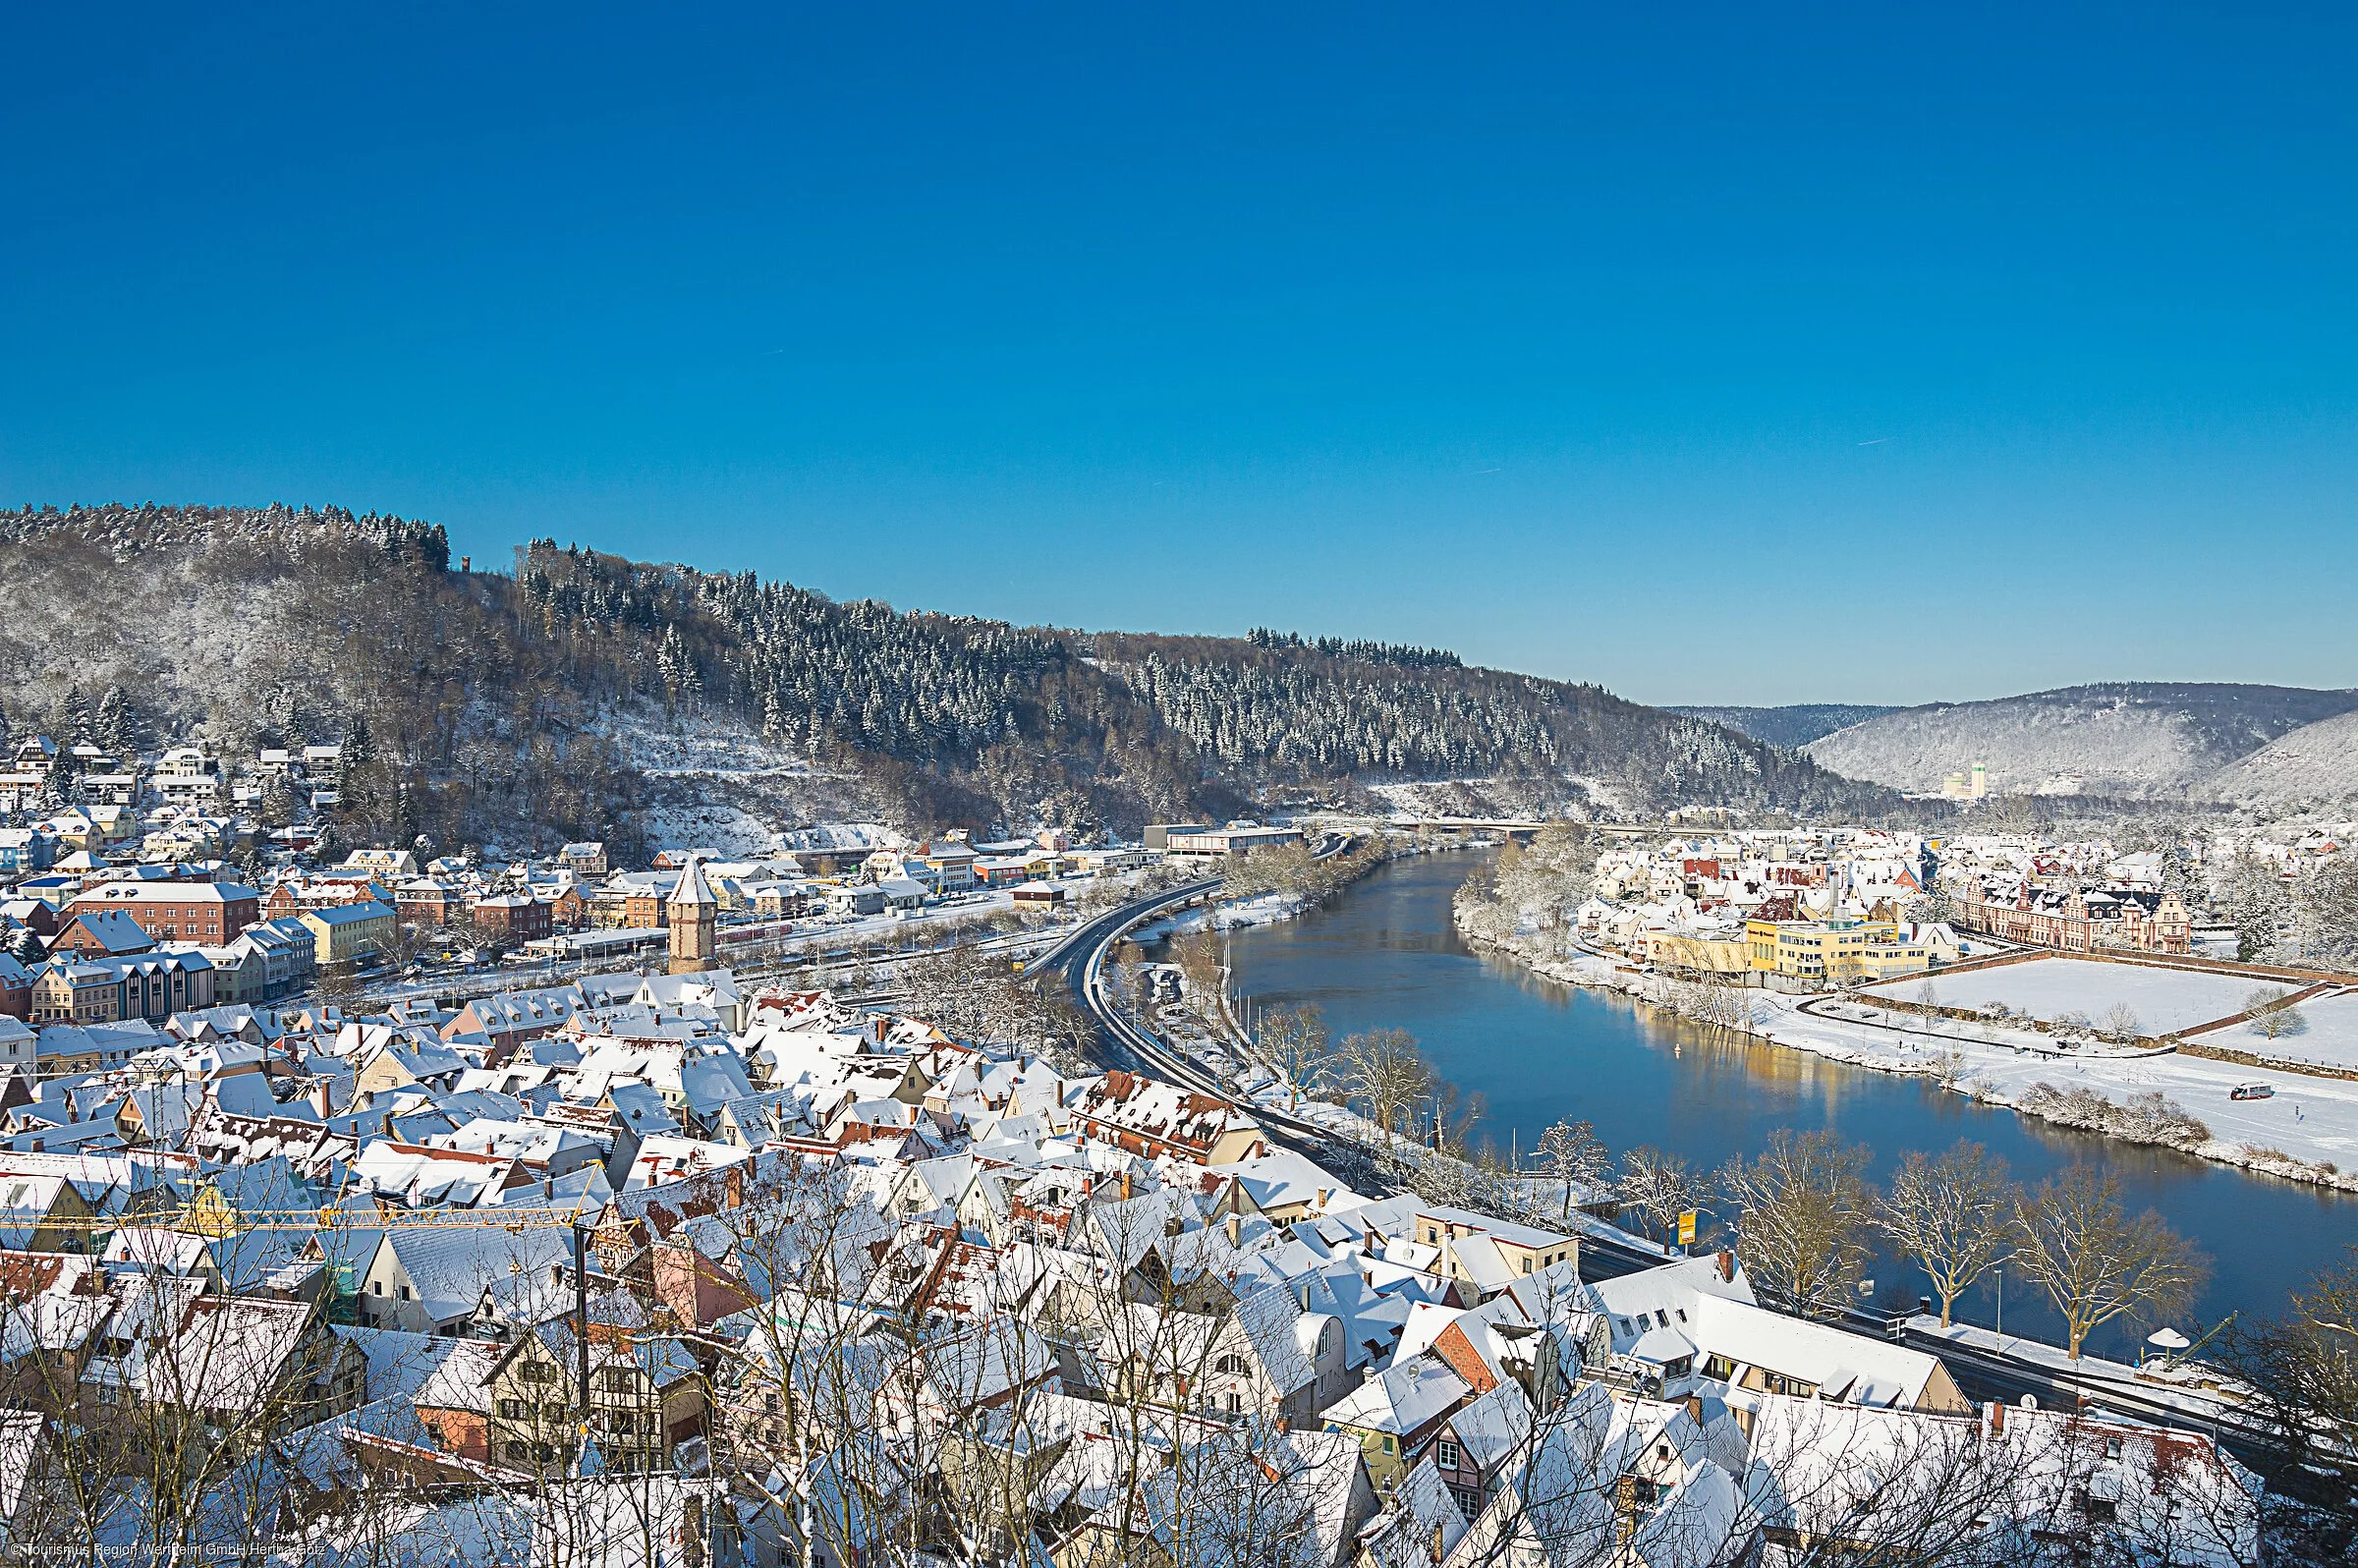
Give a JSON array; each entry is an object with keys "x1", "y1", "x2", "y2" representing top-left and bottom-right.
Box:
[{"x1": 1222, "y1": 852, "x2": 2358, "y2": 1359}]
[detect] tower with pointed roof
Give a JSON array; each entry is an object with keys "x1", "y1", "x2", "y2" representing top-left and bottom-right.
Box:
[{"x1": 666, "y1": 855, "x2": 717, "y2": 975}]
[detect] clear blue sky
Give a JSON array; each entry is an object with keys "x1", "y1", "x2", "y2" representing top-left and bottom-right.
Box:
[{"x1": 4, "y1": 4, "x2": 2351, "y2": 706}]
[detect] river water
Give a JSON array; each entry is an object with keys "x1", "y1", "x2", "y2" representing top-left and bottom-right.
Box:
[{"x1": 1218, "y1": 852, "x2": 2358, "y2": 1359}]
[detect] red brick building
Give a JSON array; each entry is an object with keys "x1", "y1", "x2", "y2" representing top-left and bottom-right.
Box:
[
  {"x1": 395, "y1": 879, "x2": 459, "y2": 928},
  {"x1": 67, "y1": 881, "x2": 260, "y2": 945},
  {"x1": 262, "y1": 876, "x2": 387, "y2": 919},
  {"x1": 468, "y1": 893, "x2": 551, "y2": 944},
  {"x1": 50, "y1": 909, "x2": 157, "y2": 957}
]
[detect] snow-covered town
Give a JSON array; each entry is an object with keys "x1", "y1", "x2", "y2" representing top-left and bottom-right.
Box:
[
  {"x1": 0, "y1": 875, "x2": 2271, "y2": 1565},
  {"x1": 0, "y1": 725, "x2": 2325, "y2": 1563}
]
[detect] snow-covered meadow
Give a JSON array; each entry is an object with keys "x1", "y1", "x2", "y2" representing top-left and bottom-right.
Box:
[{"x1": 1865, "y1": 956, "x2": 2265, "y2": 1036}]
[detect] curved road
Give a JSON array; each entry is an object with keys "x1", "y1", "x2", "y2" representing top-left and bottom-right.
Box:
[{"x1": 1026, "y1": 876, "x2": 1364, "y2": 1158}]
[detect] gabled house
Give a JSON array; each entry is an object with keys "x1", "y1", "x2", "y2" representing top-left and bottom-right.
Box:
[
  {"x1": 351, "y1": 1223, "x2": 575, "y2": 1334},
  {"x1": 1072, "y1": 1071, "x2": 1265, "y2": 1166}
]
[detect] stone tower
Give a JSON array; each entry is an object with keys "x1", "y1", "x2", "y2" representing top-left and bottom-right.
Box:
[{"x1": 666, "y1": 854, "x2": 718, "y2": 976}]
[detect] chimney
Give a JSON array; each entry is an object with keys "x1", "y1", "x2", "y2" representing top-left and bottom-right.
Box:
[
  {"x1": 1225, "y1": 1212, "x2": 1242, "y2": 1246},
  {"x1": 1316, "y1": 1188, "x2": 1331, "y2": 1212},
  {"x1": 1715, "y1": 1249, "x2": 1734, "y2": 1283},
  {"x1": 1685, "y1": 1394, "x2": 1703, "y2": 1427},
  {"x1": 1119, "y1": 1171, "x2": 1131, "y2": 1202},
  {"x1": 1431, "y1": 1521, "x2": 1446, "y2": 1564},
  {"x1": 1989, "y1": 1400, "x2": 2004, "y2": 1435}
]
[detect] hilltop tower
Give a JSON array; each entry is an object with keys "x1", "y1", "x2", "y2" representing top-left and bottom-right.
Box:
[{"x1": 666, "y1": 854, "x2": 717, "y2": 976}]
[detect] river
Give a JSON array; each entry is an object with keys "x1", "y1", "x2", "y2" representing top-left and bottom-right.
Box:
[{"x1": 1215, "y1": 851, "x2": 2358, "y2": 1360}]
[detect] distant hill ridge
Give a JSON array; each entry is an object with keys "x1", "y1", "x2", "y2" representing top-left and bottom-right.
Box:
[
  {"x1": 1794, "y1": 681, "x2": 2358, "y2": 805},
  {"x1": 0, "y1": 502, "x2": 1900, "y2": 851},
  {"x1": 1668, "y1": 703, "x2": 1898, "y2": 750}
]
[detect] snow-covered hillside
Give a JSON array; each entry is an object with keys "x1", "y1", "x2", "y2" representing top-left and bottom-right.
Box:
[
  {"x1": 1801, "y1": 683, "x2": 2358, "y2": 800},
  {"x1": 2204, "y1": 708, "x2": 2358, "y2": 812}
]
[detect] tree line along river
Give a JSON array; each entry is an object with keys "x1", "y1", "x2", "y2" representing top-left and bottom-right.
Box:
[{"x1": 1213, "y1": 850, "x2": 2358, "y2": 1361}]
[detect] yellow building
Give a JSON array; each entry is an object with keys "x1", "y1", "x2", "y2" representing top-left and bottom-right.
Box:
[
  {"x1": 1644, "y1": 930, "x2": 1752, "y2": 976},
  {"x1": 300, "y1": 899, "x2": 396, "y2": 967},
  {"x1": 1746, "y1": 916, "x2": 1928, "y2": 985}
]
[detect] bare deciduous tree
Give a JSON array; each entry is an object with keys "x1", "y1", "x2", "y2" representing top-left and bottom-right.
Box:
[
  {"x1": 2243, "y1": 984, "x2": 2308, "y2": 1040},
  {"x1": 1535, "y1": 1119, "x2": 1612, "y2": 1224},
  {"x1": 1167, "y1": 928, "x2": 1230, "y2": 1033},
  {"x1": 2226, "y1": 1244, "x2": 2358, "y2": 1528},
  {"x1": 1717, "y1": 1129, "x2": 1877, "y2": 1317},
  {"x1": 2011, "y1": 1164, "x2": 2209, "y2": 1359},
  {"x1": 1614, "y1": 1146, "x2": 1704, "y2": 1250},
  {"x1": 1879, "y1": 1141, "x2": 2015, "y2": 1328},
  {"x1": 1256, "y1": 1002, "x2": 1332, "y2": 1110},
  {"x1": 1338, "y1": 1027, "x2": 1433, "y2": 1150}
]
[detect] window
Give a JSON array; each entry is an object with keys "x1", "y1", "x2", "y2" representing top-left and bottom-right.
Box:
[
  {"x1": 1435, "y1": 1439, "x2": 1461, "y2": 1471},
  {"x1": 506, "y1": 1440, "x2": 530, "y2": 1460},
  {"x1": 1381, "y1": 1435, "x2": 1395, "y2": 1453},
  {"x1": 499, "y1": 1398, "x2": 522, "y2": 1420}
]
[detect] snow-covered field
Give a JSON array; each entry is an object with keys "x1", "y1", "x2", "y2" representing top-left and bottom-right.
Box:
[
  {"x1": 1869, "y1": 957, "x2": 2260, "y2": 1036},
  {"x1": 1754, "y1": 989, "x2": 2358, "y2": 1182},
  {"x1": 2227, "y1": 989, "x2": 2358, "y2": 1072}
]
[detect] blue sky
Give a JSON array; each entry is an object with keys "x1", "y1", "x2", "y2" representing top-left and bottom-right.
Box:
[{"x1": 4, "y1": 4, "x2": 2351, "y2": 705}]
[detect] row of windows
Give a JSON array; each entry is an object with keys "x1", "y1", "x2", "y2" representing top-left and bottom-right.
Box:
[{"x1": 497, "y1": 1397, "x2": 571, "y2": 1421}]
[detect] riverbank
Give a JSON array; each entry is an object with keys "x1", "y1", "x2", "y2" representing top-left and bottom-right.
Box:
[
  {"x1": 1136, "y1": 831, "x2": 1465, "y2": 941},
  {"x1": 1457, "y1": 921, "x2": 2358, "y2": 1195}
]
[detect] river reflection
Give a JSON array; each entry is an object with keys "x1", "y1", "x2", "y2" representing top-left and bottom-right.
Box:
[{"x1": 1208, "y1": 851, "x2": 2358, "y2": 1359}]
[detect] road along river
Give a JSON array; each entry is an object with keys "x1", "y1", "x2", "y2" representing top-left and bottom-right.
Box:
[{"x1": 1217, "y1": 852, "x2": 2358, "y2": 1361}]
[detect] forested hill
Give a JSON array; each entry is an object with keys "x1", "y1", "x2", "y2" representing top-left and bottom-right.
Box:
[
  {"x1": 0, "y1": 503, "x2": 1902, "y2": 851},
  {"x1": 1668, "y1": 702, "x2": 1899, "y2": 750}
]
